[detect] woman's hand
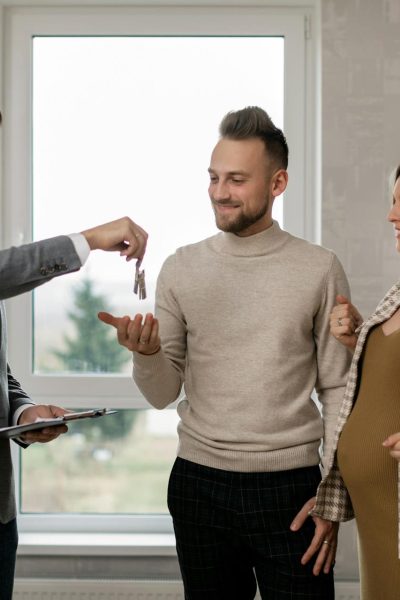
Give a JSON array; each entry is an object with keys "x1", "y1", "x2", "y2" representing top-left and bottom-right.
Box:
[
  {"x1": 383, "y1": 433, "x2": 400, "y2": 461},
  {"x1": 330, "y1": 295, "x2": 363, "y2": 352}
]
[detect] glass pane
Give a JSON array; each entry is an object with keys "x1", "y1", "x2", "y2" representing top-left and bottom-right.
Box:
[
  {"x1": 32, "y1": 36, "x2": 284, "y2": 374},
  {"x1": 20, "y1": 409, "x2": 179, "y2": 513}
]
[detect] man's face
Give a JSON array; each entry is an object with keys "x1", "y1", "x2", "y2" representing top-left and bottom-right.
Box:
[{"x1": 208, "y1": 137, "x2": 275, "y2": 236}]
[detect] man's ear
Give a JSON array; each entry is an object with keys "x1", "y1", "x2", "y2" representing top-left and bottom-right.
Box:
[{"x1": 271, "y1": 169, "x2": 288, "y2": 198}]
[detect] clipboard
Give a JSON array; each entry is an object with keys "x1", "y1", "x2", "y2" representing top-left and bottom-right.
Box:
[{"x1": 0, "y1": 408, "x2": 117, "y2": 439}]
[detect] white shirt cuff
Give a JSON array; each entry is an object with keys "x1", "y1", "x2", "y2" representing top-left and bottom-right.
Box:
[{"x1": 68, "y1": 233, "x2": 91, "y2": 266}]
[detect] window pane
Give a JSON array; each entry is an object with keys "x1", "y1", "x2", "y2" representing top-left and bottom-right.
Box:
[
  {"x1": 20, "y1": 409, "x2": 179, "y2": 513},
  {"x1": 32, "y1": 36, "x2": 284, "y2": 374}
]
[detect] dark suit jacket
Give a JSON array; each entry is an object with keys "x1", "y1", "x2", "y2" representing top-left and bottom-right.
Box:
[{"x1": 0, "y1": 235, "x2": 82, "y2": 522}]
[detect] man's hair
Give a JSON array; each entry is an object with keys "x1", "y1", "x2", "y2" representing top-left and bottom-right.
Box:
[{"x1": 219, "y1": 106, "x2": 289, "y2": 170}]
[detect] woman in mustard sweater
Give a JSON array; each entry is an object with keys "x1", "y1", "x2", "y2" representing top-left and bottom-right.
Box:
[{"x1": 312, "y1": 164, "x2": 400, "y2": 600}]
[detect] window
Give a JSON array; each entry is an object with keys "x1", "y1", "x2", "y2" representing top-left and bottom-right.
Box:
[
  {"x1": 31, "y1": 35, "x2": 284, "y2": 378},
  {"x1": 3, "y1": 4, "x2": 316, "y2": 533}
]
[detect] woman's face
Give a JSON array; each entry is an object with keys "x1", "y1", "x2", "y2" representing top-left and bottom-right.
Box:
[{"x1": 388, "y1": 177, "x2": 400, "y2": 253}]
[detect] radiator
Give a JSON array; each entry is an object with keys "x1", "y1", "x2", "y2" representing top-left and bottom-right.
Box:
[{"x1": 14, "y1": 579, "x2": 360, "y2": 599}]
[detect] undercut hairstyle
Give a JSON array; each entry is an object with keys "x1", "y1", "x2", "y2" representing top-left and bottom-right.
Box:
[{"x1": 219, "y1": 106, "x2": 289, "y2": 170}]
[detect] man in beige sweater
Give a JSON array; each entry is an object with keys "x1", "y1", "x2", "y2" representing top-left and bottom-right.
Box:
[{"x1": 100, "y1": 107, "x2": 351, "y2": 599}]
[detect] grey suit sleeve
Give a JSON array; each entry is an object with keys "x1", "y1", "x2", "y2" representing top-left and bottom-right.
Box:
[
  {"x1": 7, "y1": 364, "x2": 33, "y2": 423},
  {"x1": 0, "y1": 235, "x2": 82, "y2": 300},
  {"x1": 7, "y1": 365, "x2": 34, "y2": 448}
]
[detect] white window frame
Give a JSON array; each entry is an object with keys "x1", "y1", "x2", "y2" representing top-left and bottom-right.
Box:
[{"x1": 0, "y1": 2, "x2": 318, "y2": 534}]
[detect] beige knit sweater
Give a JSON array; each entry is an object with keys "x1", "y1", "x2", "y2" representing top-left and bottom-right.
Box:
[{"x1": 133, "y1": 221, "x2": 351, "y2": 473}]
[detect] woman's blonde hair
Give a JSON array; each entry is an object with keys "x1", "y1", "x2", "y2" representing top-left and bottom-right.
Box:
[{"x1": 388, "y1": 165, "x2": 400, "y2": 202}]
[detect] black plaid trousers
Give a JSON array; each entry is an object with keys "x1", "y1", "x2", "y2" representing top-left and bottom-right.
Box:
[{"x1": 168, "y1": 458, "x2": 334, "y2": 600}]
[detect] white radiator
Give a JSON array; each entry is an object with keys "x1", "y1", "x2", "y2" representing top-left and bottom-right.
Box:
[{"x1": 14, "y1": 578, "x2": 360, "y2": 599}]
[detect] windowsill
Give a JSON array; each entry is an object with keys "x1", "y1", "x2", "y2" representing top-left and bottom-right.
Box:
[{"x1": 18, "y1": 532, "x2": 177, "y2": 556}]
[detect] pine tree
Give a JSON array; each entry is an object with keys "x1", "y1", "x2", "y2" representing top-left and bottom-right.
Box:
[
  {"x1": 54, "y1": 278, "x2": 136, "y2": 441},
  {"x1": 55, "y1": 278, "x2": 128, "y2": 373}
]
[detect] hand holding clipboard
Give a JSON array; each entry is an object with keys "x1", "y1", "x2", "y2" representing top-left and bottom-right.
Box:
[{"x1": 0, "y1": 408, "x2": 117, "y2": 440}]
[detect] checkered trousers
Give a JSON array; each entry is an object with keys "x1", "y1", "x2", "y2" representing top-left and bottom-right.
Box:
[{"x1": 168, "y1": 457, "x2": 334, "y2": 600}]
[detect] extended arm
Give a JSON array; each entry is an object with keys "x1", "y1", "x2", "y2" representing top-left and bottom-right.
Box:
[
  {"x1": 0, "y1": 217, "x2": 148, "y2": 300},
  {"x1": 98, "y1": 254, "x2": 186, "y2": 409},
  {"x1": 134, "y1": 255, "x2": 186, "y2": 407},
  {"x1": 0, "y1": 236, "x2": 81, "y2": 300}
]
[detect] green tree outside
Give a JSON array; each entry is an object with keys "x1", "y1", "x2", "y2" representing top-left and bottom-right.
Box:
[
  {"x1": 54, "y1": 278, "x2": 136, "y2": 441},
  {"x1": 55, "y1": 278, "x2": 128, "y2": 373}
]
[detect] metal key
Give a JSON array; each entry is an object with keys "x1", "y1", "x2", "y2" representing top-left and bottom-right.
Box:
[
  {"x1": 134, "y1": 260, "x2": 146, "y2": 300},
  {"x1": 137, "y1": 269, "x2": 146, "y2": 300}
]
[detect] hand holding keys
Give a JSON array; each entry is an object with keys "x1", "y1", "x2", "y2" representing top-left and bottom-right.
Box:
[{"x1": 134, "y1": 260, "x2": 146, "y2": 300}]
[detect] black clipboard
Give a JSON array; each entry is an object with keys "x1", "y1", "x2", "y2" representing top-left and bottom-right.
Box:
[{"x1": 0, "y1": 408, "x2": 117, "y2": 439}]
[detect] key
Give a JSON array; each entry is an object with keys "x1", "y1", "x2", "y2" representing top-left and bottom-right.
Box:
[
  {"x1": 134, "y1": 261, "x2": 146, "y2": 300},
  {"x1": 138, "y1": 269, "x2": 146, "y2": 300},
  {"x1": 134, "y1": 261, "x2": 140, "y2": 295}
]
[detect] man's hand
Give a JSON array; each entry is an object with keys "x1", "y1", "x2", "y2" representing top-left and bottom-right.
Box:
[
  {"x1": 329, "y1": 294, "x2": 363, "y2": 352},
  {"x1": 18, "y1": 404, "x2": 68, "y2": 444},
  {"x1": 81, "y1": 217, "x2": 148, "y2": 262},
  {"x1": 383, "y1": 432, "x2": 400, "y2": 461},
  {"x1": 290, "y1": 496, "x2": 338, "y2": 575},
  {"x1": 98, "y1": 311, "x2": 160, "y2": 355}
]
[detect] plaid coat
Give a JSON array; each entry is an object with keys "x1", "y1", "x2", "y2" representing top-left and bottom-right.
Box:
[{"x1": 313, "y1": 281, "x2": 400, "y2": 552}]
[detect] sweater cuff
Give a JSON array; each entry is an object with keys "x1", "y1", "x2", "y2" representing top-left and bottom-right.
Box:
[{"x1": 133, "y1": 348, "x2": 165, "y2": 370}]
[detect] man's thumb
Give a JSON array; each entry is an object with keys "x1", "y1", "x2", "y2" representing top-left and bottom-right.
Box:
[
  {"x1": 98, "y1": 311, "x2": 119, "y2": 328},
  {"x1": 336, "y1": 295, "x2": 349, "y2": 305}
]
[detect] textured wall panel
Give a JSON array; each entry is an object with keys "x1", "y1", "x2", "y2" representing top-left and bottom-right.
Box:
[{"x1": 322, "y1": 0, "x2": 400, "y2": 316}]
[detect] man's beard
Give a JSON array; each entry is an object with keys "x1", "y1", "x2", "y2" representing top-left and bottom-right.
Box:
[{"x1": 213, "y1": 196, "x2": 270, "y2": 234}]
